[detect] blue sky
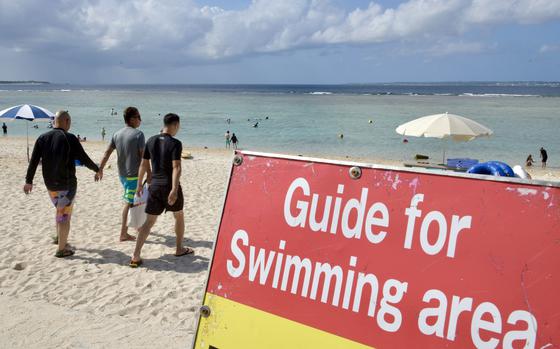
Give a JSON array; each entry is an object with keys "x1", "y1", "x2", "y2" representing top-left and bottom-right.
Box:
[{"x1": 0, "y1": 0, "x2": 559, "y2": 84}]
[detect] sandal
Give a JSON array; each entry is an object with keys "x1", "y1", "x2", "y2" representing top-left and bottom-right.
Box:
[
  {"x1": 55, "y1": 249, "x2": 75, "y2": 258},
  {"x1": 129, "y1": 259, "x2": 143, "y2": 268},
  {"x1": 175, "y1": 247, "x2": 194, "y2": 257}
]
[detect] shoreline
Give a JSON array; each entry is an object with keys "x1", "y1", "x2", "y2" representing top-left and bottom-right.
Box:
[{"x1": 3, "y1": 135, "x2": 558, "y2": 181}]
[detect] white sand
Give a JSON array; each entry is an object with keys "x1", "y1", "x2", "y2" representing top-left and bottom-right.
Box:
[
  {"x1": 0, "y1": 136, "x2": 558, "y2": 348},
  {"x1": 0, "y1": 137, "x2": 231, "y2": 348}
]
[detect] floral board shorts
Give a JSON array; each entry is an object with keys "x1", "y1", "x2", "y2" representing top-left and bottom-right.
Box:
[{"x1": 48, "y1": 188, "x2": 77, "y2": 223}]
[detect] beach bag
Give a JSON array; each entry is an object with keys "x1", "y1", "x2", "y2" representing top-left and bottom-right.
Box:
[{"x1": 128, "y1": 183, "x2": 148, "y2": 228}]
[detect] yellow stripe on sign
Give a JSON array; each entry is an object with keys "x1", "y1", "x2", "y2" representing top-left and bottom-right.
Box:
[{"x1": 194, "y1": 293, "x2": 372, "y2": 349}]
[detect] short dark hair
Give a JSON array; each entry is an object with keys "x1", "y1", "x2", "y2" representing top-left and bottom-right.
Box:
[
  {"x1": 123, "y1": 107, "x2": 139, "y2": 125},
  {"x1": 163, "y1": 113, "x2": 180, "y2": 126}
]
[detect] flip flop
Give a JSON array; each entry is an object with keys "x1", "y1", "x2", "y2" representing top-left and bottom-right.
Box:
[
  {"x1": 55, "y1": 249, "x2": 75, "y2": 258},
  {"x1": 175, "y1": 247, "x2": 194, "y2": 257},
  {"x1": 120, "y1": 234, "x2": 137, "y2": 242},
  {"x1": 129, "y1": 259, "x2": 143, "y2": 268}
]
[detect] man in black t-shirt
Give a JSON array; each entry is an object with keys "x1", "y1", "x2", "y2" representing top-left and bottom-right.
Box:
[
  {"x1": 130, "y1": 113, "x2": 193, "y2": 267},
  {"x1": 540, "y1": 147, "x2": 548, "y2": 169},
  {"x1": 24, "y1": 110, "x2": 100, "y2": 258}
]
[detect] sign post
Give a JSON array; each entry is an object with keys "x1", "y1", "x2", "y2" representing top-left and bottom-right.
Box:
[{"x1": 194, "y1": 151, "x2": 560, "y2": 348}]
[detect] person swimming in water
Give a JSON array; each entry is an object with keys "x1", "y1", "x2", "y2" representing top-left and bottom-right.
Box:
[{"x1": 526, "y1": 154, "x2": 534, "y2": 167}]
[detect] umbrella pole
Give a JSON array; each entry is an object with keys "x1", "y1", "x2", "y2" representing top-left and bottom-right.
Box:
[
  {"x1": 26, "y1": 122, "x2": 30, "y2": 162},
  {"x1": 442, "y1": 139, "x2": 447, "y2": 164}
]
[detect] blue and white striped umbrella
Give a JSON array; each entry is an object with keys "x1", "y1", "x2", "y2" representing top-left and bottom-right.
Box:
[
  {"x1": 0, "y1": 104, "x2": 54, "y2": 121},
  {"x1": 0, "y1": 104, "x2": 56, "y2": 161}
]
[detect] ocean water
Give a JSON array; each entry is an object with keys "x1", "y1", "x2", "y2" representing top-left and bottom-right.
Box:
[{"x1": 1, "y1": 83, "x2": 559, "y2": 167}]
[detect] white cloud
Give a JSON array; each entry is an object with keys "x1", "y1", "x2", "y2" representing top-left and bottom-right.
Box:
[
  {"x1": 427, "y1": 41, "x2": 487, "y2": 56},
  {"x1": 71, "y1": 0, "x2": 212, "y2": 51},
  {"x1": 189, "y1": 0, "x2": 343, "y2": 59},
  {"x1": 0, "y1": 0, "x2": 559, "y2": 68},
  {"x1": 539, "y1": 44, "x2": 560, "y2": 53},
  {"x1": 311, "y1": 0, "x2": 470, "y2": 44},
  {"x1": 389, "y1": 39, "x2": 492, "y2": 58},
  {"x1": 465, "y1": 0, "x2": 560, "y2": 24}
]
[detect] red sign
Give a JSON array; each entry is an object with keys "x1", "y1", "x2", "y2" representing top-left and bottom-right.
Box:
[{"x1": 195, "y1": 151, "x2": 560, "y2": 349}]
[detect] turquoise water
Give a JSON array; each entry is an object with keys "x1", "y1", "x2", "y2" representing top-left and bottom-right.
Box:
[{"x1": 1, "y1": 84, "x2": 559, "y2": 167}]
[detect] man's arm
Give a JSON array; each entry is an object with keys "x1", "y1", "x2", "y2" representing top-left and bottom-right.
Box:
[
  {"x1": 136, "y1": 158, "x2": 150, "y2": 196},
  {"x1": 168, "y1": 159, "x2": 182, "y2": 205},
  {"x1": 96, "y1": 144, "x2": 115, "y2": 181},
  {"x1": 138, "y1": 134, "x2": 151, "y2": 184},
  {"x1": 71, "y1": 135, "x2": 100, "y2": 173},
  {"x1": 168, "y1": 140, "x2": 182, "y2": 205},
  {"x1": 24, "y1": 138, "x2": 42, "y2": 194},
  {"x1": 145, "y1": 159, "x2": 152, "y2": 184}
]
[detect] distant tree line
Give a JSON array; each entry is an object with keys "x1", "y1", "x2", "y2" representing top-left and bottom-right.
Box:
[{"x1": 0, "y1": 80, "x2": 50, "y2": 84}]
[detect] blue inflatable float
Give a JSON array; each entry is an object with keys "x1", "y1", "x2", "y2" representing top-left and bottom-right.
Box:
[{"x1": 467, "y1": 161, "x2": 514, "y2": 177}]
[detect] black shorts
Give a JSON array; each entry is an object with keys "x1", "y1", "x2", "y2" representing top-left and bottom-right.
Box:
[{"x1": 145, "y1": 185, "x2": 184, "y2": 215}]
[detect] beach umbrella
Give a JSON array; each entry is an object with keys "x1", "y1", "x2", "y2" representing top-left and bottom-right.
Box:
[
  {"x1": 395, "y1": 112, "x2": 493, "y2": 162},
  {"x1": 0, "y1": 104, "x2": 55, "y2": 161}
]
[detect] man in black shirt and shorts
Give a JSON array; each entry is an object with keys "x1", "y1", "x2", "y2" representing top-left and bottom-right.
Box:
[
  {"x1": 540, "y1": 147, "x2": 548, "y2": 169},
  {"x1": 130, "y1": 113, "x2": 193, "y2": 267},
  {"x1": 24, "y1": 110, "x2": 100, "y2": 258}
]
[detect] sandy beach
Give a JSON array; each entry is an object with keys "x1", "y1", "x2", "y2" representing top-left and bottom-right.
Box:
[
  {"x1": 0, "y1": 136, "x2": 558, "y2": 348},
  {"x1": 0, "y1": 137, "x2": 231, "y2": 348}
]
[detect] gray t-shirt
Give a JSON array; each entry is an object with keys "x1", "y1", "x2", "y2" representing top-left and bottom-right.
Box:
[{"x1": 110, "y1": 126, "x2": 145, "y2": 177}]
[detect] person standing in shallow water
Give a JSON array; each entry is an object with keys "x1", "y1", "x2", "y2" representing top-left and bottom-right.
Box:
[
  {"x1": 129, "y1": 113, "x2": 193, "y2": 267},
  {"x1": 540, "y1": 147, "x2": 548, "y2": 168},
  {"x1": 97, "y1": 107, "x2": 147, "y2": 242},
  {"x1": 2, "y1": 122, "x2": 7, "y2": 135},
  {"x1": 225, "y1": 130, "x2": 231, "y2": 149},
  {"x1": 24, "y1": 110, "x2": 100, "y2": 258},
  {"x1": 231, "y1": 133, "x2": 238, "y2": 150}
]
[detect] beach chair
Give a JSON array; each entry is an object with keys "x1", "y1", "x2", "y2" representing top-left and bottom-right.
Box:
[
  {"x1": 403, "y1": 161, "x2": 449, "y2": 171},
  {"x1": 404, "y1": 154, "x2": 448, "y2": 171}
]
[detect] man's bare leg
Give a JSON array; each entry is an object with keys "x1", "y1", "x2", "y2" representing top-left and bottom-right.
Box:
[
  {"x1": 120, "y1": 203, "x2": 136, "y2": 241},
  {"x1": 131, "y1": 214, "x2": 158, "y2": 262},
  {"x1": 173, "y1": 210, "x2": 188, "y2": 255},
  {"x1": 54, "y1": 220, "x2": 60, "y2": 244},
  {"x1": 57, "y1": 219, "x2": 71, "y2": 252}
]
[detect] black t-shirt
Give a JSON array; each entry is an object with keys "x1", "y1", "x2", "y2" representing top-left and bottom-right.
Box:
[
  {"x1": 25, "y1": 128, "x2": 99, "y2": 190},
  {"x1": 143, "y1": 133, "x2": 182, "y2": 186},
  {"x1": 541, "y1": 149, "x2": 548, "y2": 162}
]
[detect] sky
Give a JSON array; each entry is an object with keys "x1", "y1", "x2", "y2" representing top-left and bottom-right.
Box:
[{"x1": 0, "y1": 0, "x2": 559, "y2": 84}]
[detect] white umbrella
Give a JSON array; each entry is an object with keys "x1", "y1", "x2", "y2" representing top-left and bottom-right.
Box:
[
  {"x1": 396, "y1": 112, "x2": 493, "y2": 162},
  {"x1": 0, "y1": 104, "x2": 55, "y2": 161}
]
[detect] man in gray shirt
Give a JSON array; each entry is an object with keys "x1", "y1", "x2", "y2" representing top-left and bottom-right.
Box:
[{"x1": 97, "y1": 106, "x2": 149, "y2": 241}]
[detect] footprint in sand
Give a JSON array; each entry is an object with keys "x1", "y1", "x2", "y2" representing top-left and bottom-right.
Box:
[{"x1": 11, "y1": 261, "x2": 27, "y2": 271}]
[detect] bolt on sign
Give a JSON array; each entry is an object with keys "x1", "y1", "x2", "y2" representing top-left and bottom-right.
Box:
[{"x1": 193, "y1": 151, "x2": 560, "y2": 349}]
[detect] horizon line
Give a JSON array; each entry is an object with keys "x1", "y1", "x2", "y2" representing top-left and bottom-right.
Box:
[{"x1": 3, "y1": 80, "x2": 559, "y2": 86}]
